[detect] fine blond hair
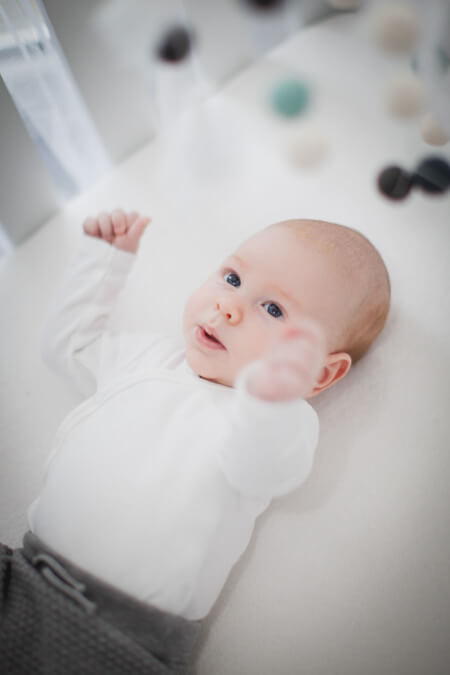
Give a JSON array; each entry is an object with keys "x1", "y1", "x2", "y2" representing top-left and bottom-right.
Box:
[{"x1": 275, "y1": 219, "x2": 391, "y2": 363}]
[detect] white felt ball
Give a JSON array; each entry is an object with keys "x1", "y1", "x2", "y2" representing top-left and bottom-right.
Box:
[
  {"x1": 287, "y1": 124, "x2": 329, "y2": 168},
  {"x1": 420, "y1": 112, "x2": 449, "y2": 146},
  {"x1": 386, "y1": 72, "x2": 425, "y2": 117},
  {"x1": 327, "y1": 0, "x2": 361, "y2": 9},
  {"x1": 372, "y1": 2, "x2": 421, "y2": 53}
]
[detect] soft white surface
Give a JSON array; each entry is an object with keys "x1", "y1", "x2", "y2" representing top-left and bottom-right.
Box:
[{"x1": 1, "y1": 13, "x2": 449, "y2": 675}]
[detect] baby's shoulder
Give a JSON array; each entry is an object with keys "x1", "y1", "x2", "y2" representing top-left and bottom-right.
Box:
[{"x1": 98, "y1": 331, "x2": 185, "y2": 383}]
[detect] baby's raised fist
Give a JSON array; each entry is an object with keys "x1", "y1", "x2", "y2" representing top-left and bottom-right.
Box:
[
  {"x1": 83, "y1": 209, "x2": 151, "y2": 253},
  {"x1": 245, "y1": 318, "x2": 327, "y2": 402}
]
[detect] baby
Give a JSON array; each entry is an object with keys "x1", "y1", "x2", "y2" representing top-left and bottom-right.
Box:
[{"x1": 0, "y1": 212, "x2": 390, "y2": 675}]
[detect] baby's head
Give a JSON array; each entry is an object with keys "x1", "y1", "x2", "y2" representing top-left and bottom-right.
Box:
[{"x1": 182, "y1": 219, "x2": 390, "y2": 397}]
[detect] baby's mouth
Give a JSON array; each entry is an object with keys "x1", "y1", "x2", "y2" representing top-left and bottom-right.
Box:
[{"x1": 196, "y1": 326, "x2": 226, "y2": 350}]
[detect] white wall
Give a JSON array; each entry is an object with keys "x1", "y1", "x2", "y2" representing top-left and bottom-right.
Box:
[
  {"x1": 0, "y1": 78, "x2": 62, "y2": 245},
  {"x1": 0, "y1": 0, "x2": 333, "y2": 247}
]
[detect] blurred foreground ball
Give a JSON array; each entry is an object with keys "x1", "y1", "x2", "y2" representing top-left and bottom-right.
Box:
[
  {"x1": 412, "y1": 157, "x2": 450, "y2": 194},
  {"x1": 156, "y1": 25, "x2": 193, "y2": 63},
  {"x1": 288, "y1": 123, "x2": 328, "y2": 168},
  {"x1": 270, "y1": 78, "x2": 311, "y2": 118},
  {"x1": 377, "y1": 165, "x2": 412, "y2": 200},
  {"x1": 372, "y1": 2, "x2": 421, "y2": 54},
  {"x1": 386, "y1": 71, "x2": 425, "y2": 117},
  {"x1": 420, "y1": 112, "x2": 449, "y2": 146}
]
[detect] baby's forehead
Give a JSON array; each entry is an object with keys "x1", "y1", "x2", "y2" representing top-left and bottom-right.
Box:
[
  {"x1": 233, "y1": 228, "x2": 345, "y2": 294},
  {"x1": 280, "y1": 226, "x2": 337, "y2": 256},
  {"x1": 236, "y1": 224, "x2": 339, "y2": 266}
]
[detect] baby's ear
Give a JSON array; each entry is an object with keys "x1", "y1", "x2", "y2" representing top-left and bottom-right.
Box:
[{"x1": 308, "y1": 352, "x2": 352, "y2": 398}]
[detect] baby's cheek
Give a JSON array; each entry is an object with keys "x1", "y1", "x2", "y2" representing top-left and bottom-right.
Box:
[
  {"x1": 236, "y1": 330, "x2": 270, "y2": 370},
  {"x1": 188, "y1": 284, "x2": 214, "y2": 316},
  {"x1": 182, "y1": 291, "x2": 201, "y2": 326}
]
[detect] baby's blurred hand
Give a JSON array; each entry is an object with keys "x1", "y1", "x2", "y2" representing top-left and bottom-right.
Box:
[
  {"x1": 245, "y1": 318, "x2": 327, "y2": 402},
  {"x1": 83, "y1": 209, "x2": 151, "y2": 253}
]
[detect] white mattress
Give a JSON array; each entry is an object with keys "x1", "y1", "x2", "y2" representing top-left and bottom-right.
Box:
[{"x1": 1, "y1": 13, "x2": 449, "y2": 675}]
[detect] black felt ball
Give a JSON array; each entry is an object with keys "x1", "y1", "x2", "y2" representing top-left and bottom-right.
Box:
[
  {"x1": 412, "y1": 156, "x2": 450, "y2": 194},
  {"x1": 156, "y1": 26, "x2": 193, "y2": 63},
  {"x1": 243, "y1": 0, "x2": 287, "y2": 11},
  {"x1": 377, "y1": 165, "x2": 412, "y2": 200}
]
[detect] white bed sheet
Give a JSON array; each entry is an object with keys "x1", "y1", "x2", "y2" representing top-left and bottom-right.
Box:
[{"x1": 1, "y1": 13, "x2": 449, "y2": 675}]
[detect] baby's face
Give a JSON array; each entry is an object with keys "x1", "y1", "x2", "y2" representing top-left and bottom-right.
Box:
[{"x1": 182, "y1": 225, "x2": 349, "y2": 388}]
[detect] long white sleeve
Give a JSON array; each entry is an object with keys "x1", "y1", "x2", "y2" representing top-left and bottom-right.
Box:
[
  {"x1": 217, "y1": 365, "x2": 319, "y2": 500},
  {"x1": 40, "y1": 236, "x2": 136, "y2": 395}
]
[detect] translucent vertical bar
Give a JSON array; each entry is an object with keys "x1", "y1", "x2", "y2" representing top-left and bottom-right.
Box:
[
  {"x1": 149, "y1": 46, "x2": 213, "y2": 133},
  {"x1": 0, "y1": 220, "x2": 13, "y2": 259},
  {"x1": 0, "y1": 0, "x2": 110, "y2": 197},
  {"x1": 416, "y1": 0, "x2": 450, "y2": 136},
  {"x1": 239, "y1": 0, "x2": 302, "y2": 59},
  {"x1": 94, "y1": 0, "x2": 214, "y2": 135}
]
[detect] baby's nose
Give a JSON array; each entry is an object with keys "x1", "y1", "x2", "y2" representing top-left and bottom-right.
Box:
[{"x1": 216, "y1": 300, "x2": 242, "y2": 325}]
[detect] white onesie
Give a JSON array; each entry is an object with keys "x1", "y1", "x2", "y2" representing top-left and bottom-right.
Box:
[{"x1": 29, "y1": 236, "x2": 319, "y2": 620}]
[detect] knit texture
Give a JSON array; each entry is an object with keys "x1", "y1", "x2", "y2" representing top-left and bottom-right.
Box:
[{"x1": 0, "y1": 540, "x2": 202, "y2": 675}]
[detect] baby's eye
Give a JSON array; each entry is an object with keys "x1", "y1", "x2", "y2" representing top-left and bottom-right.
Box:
[
  {"x1": 224, "y1": 272, "x2": 241, "y2": 287},
  {"x1": 263, "y1": 302, "x2": 283, "y2": 318}
]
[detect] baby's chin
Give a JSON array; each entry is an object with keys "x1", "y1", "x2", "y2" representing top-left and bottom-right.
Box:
[
  {"x1": 196, "y1": 367, "x2": 234, "y2": 388},
  {"x1": 199, "y1": 374, "x2": 232, "y2": 388},
  {"x1": 185, "y1": 350, "x2": 233, "y2": 388}
]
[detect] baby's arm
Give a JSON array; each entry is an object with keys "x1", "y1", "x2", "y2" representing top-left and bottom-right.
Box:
[
  {"x1": 217, "y1": 320, "x2": 326, "y2": 500},
  {"x1": 41, "y1": 210, "x2": 150, "y2": 395}
]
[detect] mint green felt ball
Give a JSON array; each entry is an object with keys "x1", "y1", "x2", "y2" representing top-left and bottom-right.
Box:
[{"x1": 270, "y1": 78, "x2": 311, "y2": 118}]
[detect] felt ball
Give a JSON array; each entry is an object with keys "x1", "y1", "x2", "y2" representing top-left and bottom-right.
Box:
[
  {"x1": 156, "y1": 25, "x2": 193, "y2": 63},
  {"x1": 288, "y1": 124, "x2": 329, "y2": 168},
  {"x1": 412, "y1": 156, "x2": 450, "y2": 194},
  {"x1": 386, "y1": 72, "x2": 425, "y2": 117},
  {"x1": 372, "y1": 2, "x2": 422, "y2": 54},
  {"x1": 420, "y1": 112, "x2": 449, "y2": 146},
  {"x1": 377, "y1": 165, "x2": 412, "y2": 200},
  {"x1": 270, "y1": 78, "x2": 311, "y2": 118},
  {"x1": 327, "y1": 0, "x2": 361, "y2": 10},
  {"x1": 243, "y1": 0, "x2": 287, "y2": 10}
]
